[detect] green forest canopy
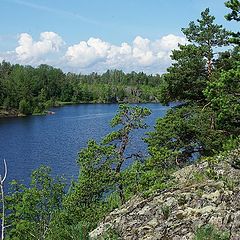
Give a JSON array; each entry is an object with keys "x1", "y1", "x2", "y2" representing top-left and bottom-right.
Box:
[{"x1": 0, "y1": 64, "x2": 164, "y2": 115}]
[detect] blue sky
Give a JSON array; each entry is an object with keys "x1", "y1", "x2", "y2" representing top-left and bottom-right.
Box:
[{"x1": 0, "y1": 0, "x2": 238, "y2": 73}]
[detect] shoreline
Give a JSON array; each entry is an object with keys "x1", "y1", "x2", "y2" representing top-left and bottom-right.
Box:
[
  {"x1": 0, "y1": 108, "x2": 25, "y2": 118},
  {"x1": 0, "y1": 100, "x2": 161, "y2": 119}
]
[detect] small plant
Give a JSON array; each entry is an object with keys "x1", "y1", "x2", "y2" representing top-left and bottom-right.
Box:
[
  {"x1": 196, "y1": 189, "x2": 204, "y2": 198},
  {"x1": 206, "y1": 167, "x2": 219, "y2": 180},
  {"x1": 177, "y1": 195, "x2": 188, "y2": 206},
  {"x1": 221, "y1": 176, "x2": 238, "y2": 191},
  {"x1": 102, "y1": 228, "x2": 121, "y2": 240},
  {"x1": 194, "y1": 224, "x2": 230, "y2": 240},
  {"x1": 192, "y1": 172, "x2": 206, "y2": 183},
  {"x1": 161, "y1": 205, "x2": 171, "y2": 220}
]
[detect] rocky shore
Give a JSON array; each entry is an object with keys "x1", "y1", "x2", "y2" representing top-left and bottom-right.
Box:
[
  {"x1": 90, "y1": 148, "x2": 240, "y2": 240},
  {"x1": 0, "y1": 108, "x2": 24, "y2": 118}
]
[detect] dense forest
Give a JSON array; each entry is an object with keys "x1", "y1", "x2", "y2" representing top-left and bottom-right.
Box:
[
  {"x1": 0, "y1": 0, "x2": 239, "y2": 239},
  {"x1": 0, "y1": 63, "x2": 163, "y2": 116}
]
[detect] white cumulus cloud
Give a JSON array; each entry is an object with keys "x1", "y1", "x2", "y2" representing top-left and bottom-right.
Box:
[
  {"x1": 65, "y1": 34, "x2": 187, "y2": 73},
  {"x1": 65, "y1": 37, "x2": 110, "y2": 67},
  {"x1": 15, "y1": 32, "x2": 64, "y2": 63},
  {"x1": 132, "y1": 36, "x2": 155, "y2": 66},
  {"x1": 1, "y1": 32, "x2": 187, "y2": 73}
]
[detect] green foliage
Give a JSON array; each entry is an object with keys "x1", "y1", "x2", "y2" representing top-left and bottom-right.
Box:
[
  {"x1": 223, "y1": 136, "x2": 240, "y2": 151},
  {"x1": 0, "y1": 63, "x2": 164, "y2": 116},
  {"x1": 182, "y1": 8, "x2": 229, "y2": 75},
  {"x1": 48, "y1": 105, "x2": 152, "y2": 238},
  {"x1": 162, "y1": 44, "x2": 207, "y2": 102},
  {"x1": 161, "y1": 205, "x2": 171, "y2": 220},
  {"x1": 204, "y1": 64, "x2": 240, "y2": 133},
  {"x1": 103, "y1": 104, "x2": 151, "y2": 202},
  {"x1": 47, "y1": 217, "x2": 92, "y2": 240},
  {"x1": 225, "y1": 0, "x2": 240, "y2": 45},
  {"x1": 18, "y1": 99, "x2": 32, "y2": 115},
  {"x1": 146, "y1": 6, "x2": 239, "y2": 172},
  {"x1": 182, "y1": 8, "x2": 229, "y2": 49},
  {"x1": 194, "y1": 224, "x2": 230, "y2": 240},
  {"x1": 192, "y1": 172, "x2": 207, "y2": 183},
  {"x1": 146, "y1": 105, "x2": 227, "y2": 168},
  {"x1": 101, "y1": 228, "x2": 121, "y2": 240},
  {"x1": 63, "y1": 140, "x2": 116, "y2": 225},
  {"x1": 5, "y1": 166, "x2": 66, "y2": 240},
  {"x1": 225, "y1": 0, "x2": 240, "y2": 21},
  {"x1": 160, "y1": 9, "x2": 230, "y2": 104}
]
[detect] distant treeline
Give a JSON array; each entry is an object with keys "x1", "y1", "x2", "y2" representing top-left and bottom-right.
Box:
[{"x1": 0, "y1": 62, "x2": 164, "y2": 115}]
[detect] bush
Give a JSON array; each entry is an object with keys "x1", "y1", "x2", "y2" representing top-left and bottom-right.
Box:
[{"x1": 18, "y1": 99, "x2": 32, "y2": 115}]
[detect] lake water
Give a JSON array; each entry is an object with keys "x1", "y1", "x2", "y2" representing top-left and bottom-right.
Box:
[{"x1": 0, "y1": 103, "x2": 176, "y2": 187}]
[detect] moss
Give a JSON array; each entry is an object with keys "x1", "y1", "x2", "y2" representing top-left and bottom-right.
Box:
[{"x1": 194, "y1": 224, "x2": 230, "y2": 240}]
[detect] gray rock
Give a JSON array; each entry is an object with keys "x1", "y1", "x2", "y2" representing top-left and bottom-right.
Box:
[{"x1": 89, "y1": 148, "x2": 240, "y2": 240}]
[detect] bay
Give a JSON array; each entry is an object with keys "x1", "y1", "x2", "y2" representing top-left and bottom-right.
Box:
[{"x1": 0, "y1": 103, "x2": 176, "y2": 187}]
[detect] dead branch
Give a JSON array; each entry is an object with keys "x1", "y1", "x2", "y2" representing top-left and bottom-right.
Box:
[
  {"x1": 201, "y1": 102, "x2": 211, "y2": 112},
  {"x1": 0, "y1": 159, "x2": 8, "y2": 240}
]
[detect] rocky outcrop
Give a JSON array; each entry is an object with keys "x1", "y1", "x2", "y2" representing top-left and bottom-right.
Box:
[
  {"x1": 0, "y1": 107, "x2": 24, "y2": 118},
  {"x1": 90, "y1": 148, "x2": 240, "y2": 239}
]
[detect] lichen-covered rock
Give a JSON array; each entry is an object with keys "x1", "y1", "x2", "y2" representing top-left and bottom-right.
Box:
[{"x1": 89, "y1": 148, "x2": 240, "y2": 239}]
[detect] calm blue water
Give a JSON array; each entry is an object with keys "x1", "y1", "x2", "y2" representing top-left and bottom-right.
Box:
[{"x1": 0, "y1": 103, "x2": 176, "y2": 187}]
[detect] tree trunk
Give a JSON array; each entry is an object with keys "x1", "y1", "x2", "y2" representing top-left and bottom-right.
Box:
[
  {"x1": 115, "y1": 133, "x2": 129, "y2": 205},
  {"x1": 207, "y1": 57, "x2": 212, "y2": 77}
]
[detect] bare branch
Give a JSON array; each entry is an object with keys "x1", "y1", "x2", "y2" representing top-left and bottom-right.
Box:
[
  {"x1": 29, "y1": 232, "x2": 36, "y2": 238},
  {"x1": 1, "y1": 159, "x2": 8, "y2": 240},
  {"x1": 1, "y1": 159, "x2": 7, "y2": 183},
  {"x1": 3, "y1": 225, "x2": 11, "y2": 229},
  {"x1": 201, "y1": 102, "x2": 211, "y2": 112},
  {"x1": 125, "y1": 152, "x2": 144, "y2": 160}
]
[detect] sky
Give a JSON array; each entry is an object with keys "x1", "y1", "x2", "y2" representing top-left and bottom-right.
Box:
[{"x1": 0, "y1": 0, "x2": 238, "y2": 74}]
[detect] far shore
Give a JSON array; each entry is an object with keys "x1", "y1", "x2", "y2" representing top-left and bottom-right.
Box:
[{"x1": 0, "y1": 100, "x2": 162, "y2": 119}]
